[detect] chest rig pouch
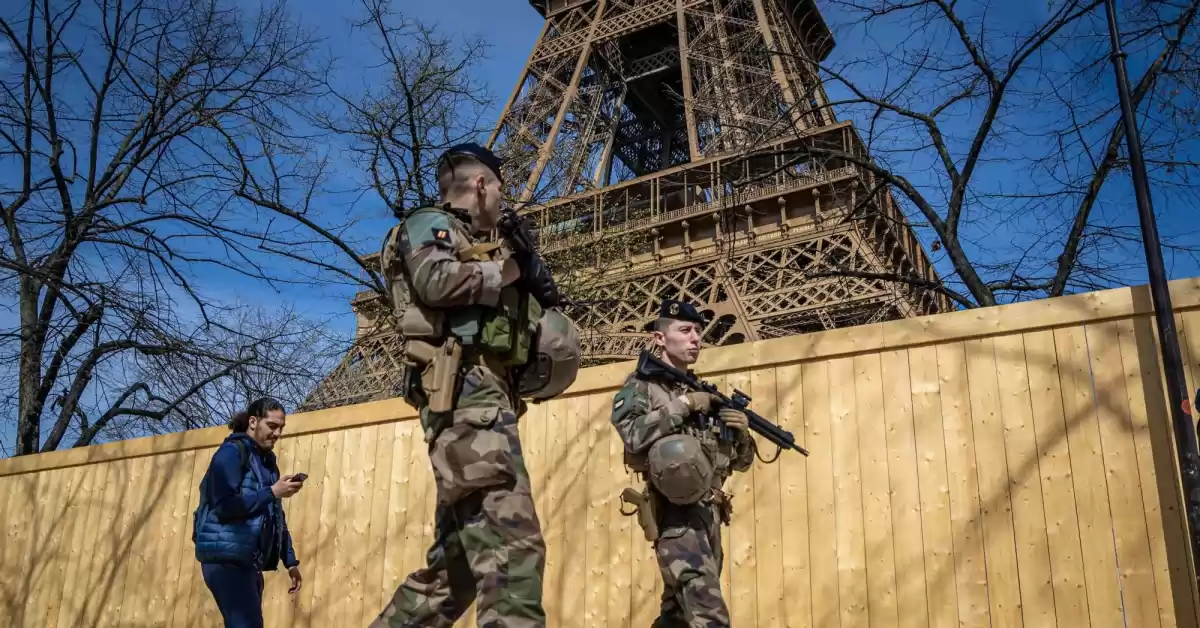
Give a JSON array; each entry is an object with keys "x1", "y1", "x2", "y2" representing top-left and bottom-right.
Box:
[
  {"x1": 395, "y1": 226, "x2": 540, "y2": 416},
  {"x1": 449, "y1": 242, "x2": 542, "y2": 368}
]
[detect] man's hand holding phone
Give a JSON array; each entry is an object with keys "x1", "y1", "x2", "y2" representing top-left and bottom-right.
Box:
[{"x1": 272, "y1": 473, "x2": 305, "y2": 499}]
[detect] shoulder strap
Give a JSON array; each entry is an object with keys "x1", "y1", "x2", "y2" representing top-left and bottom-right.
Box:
[
  {"x1": 233, "y1": 439, "x2": 250, "y2": 473},
  {"x1": 459, "y1": 242, "x2": 501, "y2": 261}
]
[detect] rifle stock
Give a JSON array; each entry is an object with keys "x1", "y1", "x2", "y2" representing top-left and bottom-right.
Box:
[{"x1": 635, "y1": 351, "x2": 810, "y2": 457}]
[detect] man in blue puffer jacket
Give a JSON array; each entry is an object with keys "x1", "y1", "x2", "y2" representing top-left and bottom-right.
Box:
[{"x1": 193, "y1": 397, "x2": 305, "y2": 628}]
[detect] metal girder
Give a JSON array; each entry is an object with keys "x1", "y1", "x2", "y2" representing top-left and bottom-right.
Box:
[{"x1": 304, "y1": 0, "x2": 951, "y2": 410}]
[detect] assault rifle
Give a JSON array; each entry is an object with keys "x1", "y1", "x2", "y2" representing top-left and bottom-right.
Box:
[
  {"x1": 636, "y1": 350, "x2": 810, "y2": 458},
  {"x1": 497, "y1": 207, "x2": 560, "y2": 308}
]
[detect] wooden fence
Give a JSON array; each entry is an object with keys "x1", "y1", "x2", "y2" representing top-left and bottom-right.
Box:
[{"x1": 4, "y1": 279, "x2": 1200, "y2": 627}]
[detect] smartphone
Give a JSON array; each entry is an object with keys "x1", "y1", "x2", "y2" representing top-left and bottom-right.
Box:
[{"x1": 291, "y1": 473, "x2": 308, "y2": 483}]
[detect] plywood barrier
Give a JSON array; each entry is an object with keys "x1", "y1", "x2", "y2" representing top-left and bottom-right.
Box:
[{"x1": 4, "y1": 279, "x2": 1200, "y2": 627}]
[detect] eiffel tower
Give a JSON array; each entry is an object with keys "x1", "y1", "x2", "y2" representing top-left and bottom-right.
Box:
[{"x1": 299, "y1": 0, "x2": 949, "y2": 411}]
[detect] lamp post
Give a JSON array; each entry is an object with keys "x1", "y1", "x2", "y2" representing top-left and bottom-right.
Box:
[{"x1": 1103, "y1": 0, "x2": 1200, "y2": 584}]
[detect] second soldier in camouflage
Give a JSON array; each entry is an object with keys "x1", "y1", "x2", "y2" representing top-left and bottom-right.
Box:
[{"x1": 611, "y1": 300, "x2": 755, "y2": 627}]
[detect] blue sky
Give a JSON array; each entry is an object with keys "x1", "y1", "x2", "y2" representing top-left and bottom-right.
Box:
[
  {"x1": 197, "y1": 0, "x2": 548, "y2": 338},
  {"x1": 255, "y1": 0, "x2": 1200, "y2": 333}
]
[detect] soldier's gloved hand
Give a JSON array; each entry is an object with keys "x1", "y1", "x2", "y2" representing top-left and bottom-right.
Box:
[
  {"x1": 684, "y1": 392, "x2": 717, "y2": 412},
  {"x1": 718, "y1": 408, "x2": 749, "y2": 434}
]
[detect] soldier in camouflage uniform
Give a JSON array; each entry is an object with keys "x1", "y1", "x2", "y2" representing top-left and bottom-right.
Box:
[
  {"x1": 371, "y1": 143, "x2": 550, "y2": 628},
  {"x1": 611, "y1": 300, "x2": 755, "y2": 627}
]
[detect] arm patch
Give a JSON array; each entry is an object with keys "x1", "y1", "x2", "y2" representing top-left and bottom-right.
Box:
[
  {"x1": 402, "y1": 209, "x2": 455, "y2": 249},
  {"x1": 611, "y1": 382, "x2": 648, "y2": 425}
]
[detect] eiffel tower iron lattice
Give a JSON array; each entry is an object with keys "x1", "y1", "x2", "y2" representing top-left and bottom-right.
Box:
[{"x1": 299, "y1": 0, "x2": 950, "y2": 412}]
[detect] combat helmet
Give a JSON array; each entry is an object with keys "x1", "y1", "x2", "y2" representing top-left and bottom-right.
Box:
[
  {"x1": 518, "y1": 308, "x2": 581, "y2": 401},
  {"x1": 648, "y1": 433, "x2": 713, "y2": 505}
]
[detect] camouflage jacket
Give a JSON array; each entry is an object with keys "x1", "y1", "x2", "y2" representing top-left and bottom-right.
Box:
[
  {"x1": 381, "y1": 205, "x2": 523, "y2": 440},
  {"x1": 380, "y1": 204, "x2": 508, "y2": 313},
  {"x1": 611, "y1": 371, "x2": 754, "y2": 486}
]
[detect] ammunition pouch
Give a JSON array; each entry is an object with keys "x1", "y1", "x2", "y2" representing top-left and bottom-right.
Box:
[{"x1": 619, "y1": 485, "x2": 660, "y2": 543}]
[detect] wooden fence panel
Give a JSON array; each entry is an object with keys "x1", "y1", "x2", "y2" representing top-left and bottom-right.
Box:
[{"x1": 3, "y1": 280, "x2": 1200, "y2": 627}]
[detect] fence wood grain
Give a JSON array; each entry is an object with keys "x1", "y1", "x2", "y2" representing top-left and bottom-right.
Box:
[{"x1": 3, "y1": 279, "x2": 1200, "y2": 627}]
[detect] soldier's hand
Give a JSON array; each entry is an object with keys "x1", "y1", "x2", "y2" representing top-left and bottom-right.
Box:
[
  {"x1": 500, "y1": 257, "x2": 522, "y2": 287},
  {"x1": 718, "y1": 408, "x2": 749, "y2": 434},
  {"x1": 685, "y1": 392, "x2": 717, "y2": 412}
]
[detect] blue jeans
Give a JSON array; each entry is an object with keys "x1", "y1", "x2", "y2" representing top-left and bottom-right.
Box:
[{"x1": 201, "y1": 563, "x2": 265, "y2": 628}]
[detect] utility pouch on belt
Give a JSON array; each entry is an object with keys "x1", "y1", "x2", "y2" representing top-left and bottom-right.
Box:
[
  {"x1": 620, "y1": 485, "x2": 660, "y2": 542},
  {"x1": 415, "y1": 337, "x2": 461, "y2": 414}
]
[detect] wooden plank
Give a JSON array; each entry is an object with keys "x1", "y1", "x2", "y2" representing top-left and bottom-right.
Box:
[
  {"x1": 964, "y1": 337, "x2": 1022, "y2": 626},
  {"x1": 992, "y1": 333, "x2": 1057, "y2": 627},
  {"x1": 310, "y1": 429, "x2": 347, "y2": 626},
  {"x1": 605, "y1": 391, "x2": 635, "y2": 628},
  {"x1": 128, "y1": 455, "x2": 174, "y2": 628},
  {"x1": 263, "y1": 436, "x2": 298, "y2": 628},
  {"x1": 0, "y1": 476, "x2": 11, "y2": 617},
  {"x1": 1054, "y1": 325, "x2": 1124, "y2": 628},
  {"x1": 7, "y1": 473, "x2": 41, "y2": 624},
  {"x1": 751, "y1": 367, "x2": 785, "y2": 628},
  {"x1": 543, "y1": 397, "x2": 570, "y2": 624},
  {"x1": 293, "y1": 433, "x2": 330, "y2": 628},
  {"x1": 109, "y1": 455, "x2": 152, "y2": 627},
  {"x1": 150, "y1": 450, "x2": 199, "y2": 626},
  {"x1": 378, "y1": 423, "x2": 413, "y2": 619},
  {"x1": 24, "y1": 465, "x2": 69, "y2": 628},
  {"x1": 855, "y1": 352, "x2": 899, "y2": 628},
  {"x1": 54, "y1": 460, "x2": 101, "y2": 628},
  {"x1": 935, "y1": 342, "x2": 989, "y2": 627},
  {"x1": 775, "y1": 363, "x2": 811, "y2": 628},
  {"x1": 83, "y1": 460, "x2": 124, "y2": 624},
  {"x1": 1086, "y1": 320, "x2": 1162, "y2": 627},
  {"x1": 362, "y1": 421, "x2": 397, "y2": 625},
  {"x1": 278, "y1": 434, "x2": 314, "y2": 626},
  {"x1": 44, "y1": 465, "x2": 86, "y2": 628},
  {"x1": 879, "y1": 348, "x2": 930, "y2": 628},
  {"x1": 803, "y1": 360, "x2": 839, "y2": 628},
  {"x1": 584, "y1": 393, "x2": 613, "y2": 625},
  {"x1": 726, "y1": 369, "x2": 759, "y2": 626},
  {"x1": 1124, "y1": 315, "x2": 1195, "y2": 628},
  {"x1": 1023, "y1": 330, "x2": 1090, "y2": 625},
  {"x1": 38, "y1": 465, "x2": 80, "y2": 627},
  {"x1": 172, "y1": 448, "x2": 211, "y2": 627},
  {"x1": 830, "y1": 356, "x2": 867, "y2": 628},
  {"x1": 331, "y1": 427, "x2": 364, "y2": 622},
  {"x1": 560, "y1": 395, "x2": 592, "y2": 623},
  {"x1": 343, "y1": 426, "x2": 379, "y2": 623}
]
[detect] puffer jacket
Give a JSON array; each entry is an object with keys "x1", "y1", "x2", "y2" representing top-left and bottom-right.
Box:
[{"x1": 192, "y1": 432, "x2": 297, "y2": 571}]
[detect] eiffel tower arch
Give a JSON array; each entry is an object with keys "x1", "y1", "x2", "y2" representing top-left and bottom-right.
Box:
[{"x1": 300, "y1": 0, "x2": 949, "y2": 411}]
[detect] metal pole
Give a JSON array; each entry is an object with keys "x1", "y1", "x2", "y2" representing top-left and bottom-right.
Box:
[{"x1": 1104, "y1": 0, "x2": 1200, "y2": 585}]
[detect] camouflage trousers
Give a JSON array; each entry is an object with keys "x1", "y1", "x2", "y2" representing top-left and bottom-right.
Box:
[
  {"x1": 372, "y1": 365, "x2": 547, "y2": 628},
  {"x1": 651, "y1": 500, "x2": 729, "y2": 628}
]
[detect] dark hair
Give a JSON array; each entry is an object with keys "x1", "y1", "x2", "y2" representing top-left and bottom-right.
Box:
[{"x1": 228, "y1": 397, "x2": 286, "y2": 432}]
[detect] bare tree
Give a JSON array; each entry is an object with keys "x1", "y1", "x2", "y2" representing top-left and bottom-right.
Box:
[
  {"x1": 229, "y1": 0, "x2": 499, "y2": 411},
  {"x1": 234, "y1": 0, "x2": 492, "y2": 304},
  {"x1": 0, "y1": 0, "x2": 336, "y2": 455},
  {"x1": 760, "y1": 0, "x2": 1200, "y2": 308}
]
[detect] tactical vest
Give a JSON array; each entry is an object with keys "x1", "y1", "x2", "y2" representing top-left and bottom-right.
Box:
[
  {"x1": 625, "y1": 378, "x2": 737, "y2": 488},
  {"x1": 393, "y1": 206, "x2": 541, "y2": 368}
]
